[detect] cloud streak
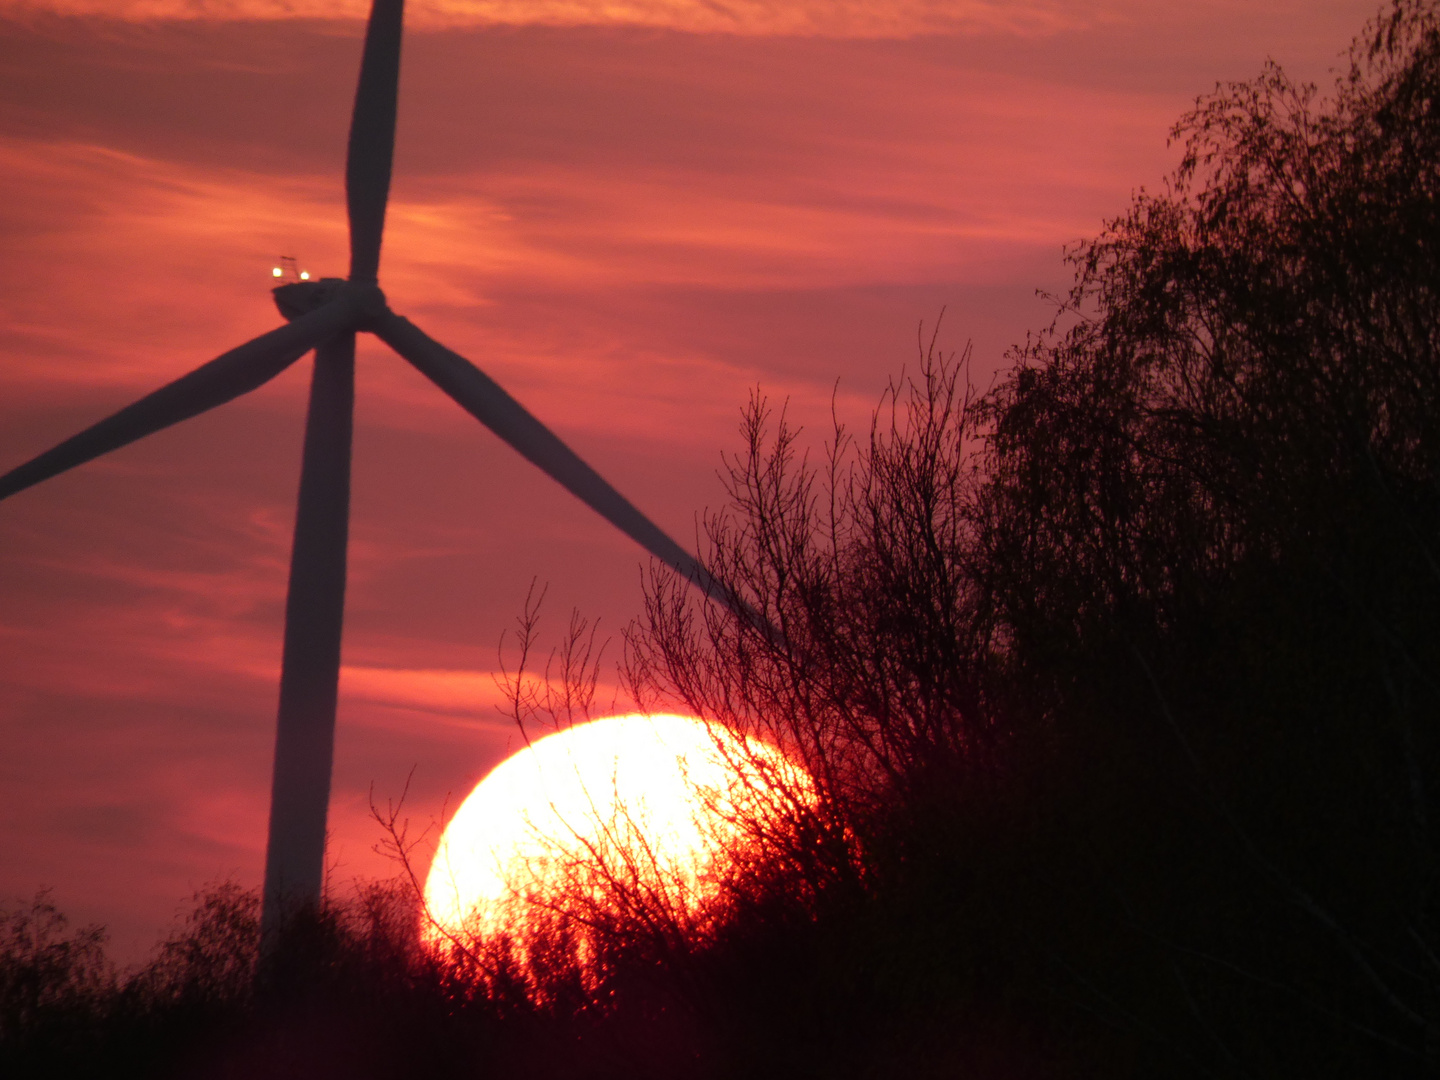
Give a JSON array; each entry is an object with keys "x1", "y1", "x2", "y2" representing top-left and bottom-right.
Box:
[
  {"x1": 0, "y1": 2, "x2": 1381, "y2": 962},
  {"x1": 5, "y1": 0, "x2": 1103, "y2": 37}
]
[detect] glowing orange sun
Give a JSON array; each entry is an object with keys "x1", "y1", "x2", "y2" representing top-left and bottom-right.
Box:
[{"x1": 422, "y1": 713, "x2": 807, "y2": 946}]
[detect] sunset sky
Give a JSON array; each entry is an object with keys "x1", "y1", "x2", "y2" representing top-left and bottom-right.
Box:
[{"x1": 0, "y1": 0, "x2": 1377, "y2": 962}]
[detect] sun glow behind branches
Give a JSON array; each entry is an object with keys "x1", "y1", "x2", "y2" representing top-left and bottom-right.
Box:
[{"x1": 422, "y1": 714, "x2": 809, "y2": 950}]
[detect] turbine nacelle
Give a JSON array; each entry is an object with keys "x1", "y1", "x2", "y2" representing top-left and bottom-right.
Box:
[{"x1": 272, "y1": 277, "x2": 388, "y2": 326}]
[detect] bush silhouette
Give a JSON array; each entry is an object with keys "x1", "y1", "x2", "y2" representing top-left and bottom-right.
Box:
[
  {"x1": 624, "y1": 1, "x2": 1440, "y2": 1073},
  {"x1": 0, "y1": 892, "x2": 113, "y2": 1071}
]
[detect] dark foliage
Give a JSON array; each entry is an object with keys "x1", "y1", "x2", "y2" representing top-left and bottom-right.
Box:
[
  {"x1": 967, "y1": 2, "x2": 1440, "y2": 1070},
  {"x1": 0, "y1": 891, "x2": 114, "y2": 1068},
  {"x1": 625, "y1": 1, "x2": 1440, "y2": 1074},
  {"x1": 0, "y1": 883, "x2": 511, "y2": 1080}
]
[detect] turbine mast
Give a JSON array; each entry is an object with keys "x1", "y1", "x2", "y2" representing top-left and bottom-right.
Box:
[
  {"x1": 260, "y1": 331, "x2": 355, "y2": 941},
  {"x1": 260, "y1": 0, "x2": 403, "y2": 945}
]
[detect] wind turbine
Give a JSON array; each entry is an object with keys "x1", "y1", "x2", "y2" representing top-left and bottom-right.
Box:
[{"x1": 0, "y1": 0, "x2": 724, "y2": 939}]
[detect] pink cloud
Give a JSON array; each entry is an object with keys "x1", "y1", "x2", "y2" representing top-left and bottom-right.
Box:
[
  {"x1": 0, "y1": 0, "x2": 1130, "y2": 36},
  {"x1": 0, "y1": 4, "x2": 1383, "y2": 961}
]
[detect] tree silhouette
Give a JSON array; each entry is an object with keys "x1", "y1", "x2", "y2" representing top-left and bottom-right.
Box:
[
  {"x1": 625, "y1": 1, "x2": 1440, "y2": 1074},
  {"x1": 971, "y1": 2, "x2": 1440, "y2": 1069}
]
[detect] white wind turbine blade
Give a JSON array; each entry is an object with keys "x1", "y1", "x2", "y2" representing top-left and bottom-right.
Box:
[
  {"x1": 0, "y1": 299, "x2": 360, "y2": 503},
  {"x1": 346, "y1": 0, "x2": 403, "y2": 284},
  {"x1": 372, "y1": 312, "x2": 724, "y2": 594}
]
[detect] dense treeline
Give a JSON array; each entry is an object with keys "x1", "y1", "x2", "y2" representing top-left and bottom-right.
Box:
[{"x1": 5, "y1": 2, "x2": 1440, "y2": 1076}]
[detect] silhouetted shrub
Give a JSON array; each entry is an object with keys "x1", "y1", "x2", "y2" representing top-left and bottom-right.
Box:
[
  {"x1": 0, "y1": 891, "x2": 114, "y2": 1071},
  {"x1": 619, "y1": 1, "x2": 1440, "y2": 1075}
]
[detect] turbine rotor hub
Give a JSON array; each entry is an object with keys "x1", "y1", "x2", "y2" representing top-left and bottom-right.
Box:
[{"x1": 272, "y1": 277, "x2": 389, "y2": 329}]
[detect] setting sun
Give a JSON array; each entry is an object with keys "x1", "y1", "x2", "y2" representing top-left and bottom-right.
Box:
[{"x1": 421, "y1": 714, "x2": 808, "y2": 947}]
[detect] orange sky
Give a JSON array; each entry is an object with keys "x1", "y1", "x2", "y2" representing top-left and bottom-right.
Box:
[{"x1": 0, "y1": 0, "x2": 1378, "y2": 961}]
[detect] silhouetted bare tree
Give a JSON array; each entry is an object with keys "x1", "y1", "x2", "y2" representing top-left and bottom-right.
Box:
[{"x1": 621, "y1": 2, "x2": 1440, "y2": 1075}]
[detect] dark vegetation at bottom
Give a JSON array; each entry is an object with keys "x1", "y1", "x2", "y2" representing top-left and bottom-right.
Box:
[
  {"x1": 0, "y1": 878, "x2": 1081, "y2": 1079},
  {"x1": 0, "y1": 886, "x2": 486, "y2": 1080},
  {"x1": 7, "y1": 1, "x2": 1440, "y2": 1075}
]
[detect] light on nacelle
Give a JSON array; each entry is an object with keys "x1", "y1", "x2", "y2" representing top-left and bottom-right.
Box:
[
  {"x1": 299, "y1": 271, "x2": 311, "y2": 280},
  {"x1": 272, "y1": 267, "x2": 283, "y2": 277}
]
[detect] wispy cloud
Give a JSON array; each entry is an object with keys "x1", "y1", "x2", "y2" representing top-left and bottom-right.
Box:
[
  {"x1": 0, "y1": 0, "x2": 1375, "y2": 963},
  {"x1": 3, "y1": 0, "x2": 1105, "y2": 37}
]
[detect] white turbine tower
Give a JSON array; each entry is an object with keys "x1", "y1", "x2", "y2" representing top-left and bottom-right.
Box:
[{"x1": 0, "y1": 0, "x2": 726, "y2": 941}]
